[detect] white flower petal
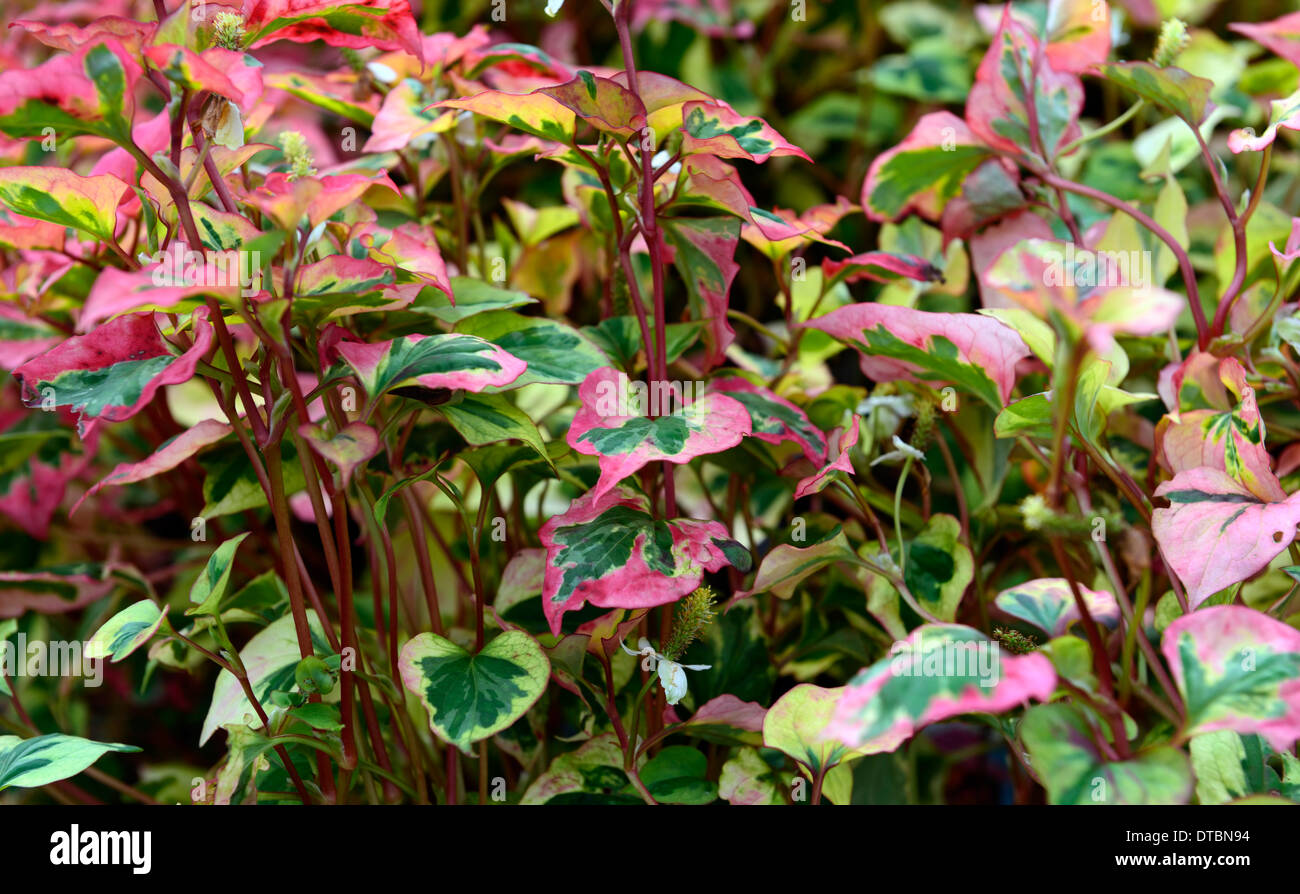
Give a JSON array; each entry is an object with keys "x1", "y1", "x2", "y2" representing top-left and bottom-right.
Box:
[
  {"x1": 891, "y1": 434, "x2": 925, "y2": 461},
  {"x1": 657, "y1": 660, "x2": 689, "y2": 705}
]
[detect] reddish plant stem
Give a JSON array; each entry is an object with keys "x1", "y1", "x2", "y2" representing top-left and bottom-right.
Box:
[
  {"x1": 615, "y1": 0, "x2": 676, "y2": 523},
  {"x1": 400, "y1": 488, "x2": 444, "y2": 635},
  {"x1": 334, "y1": 488, "x2": 358, "y2": 773},
  {"x1": 1210, "y1": 144, "x2": 1272, "y2": 338},
  {"x1": 1041, "y1": 172, "x2": 1209, "y2": 349}
]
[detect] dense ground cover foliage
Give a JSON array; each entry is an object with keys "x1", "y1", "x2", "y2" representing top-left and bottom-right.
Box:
[{"x1": 2, "y1": 0, "x2": 1300, "y2": 806}]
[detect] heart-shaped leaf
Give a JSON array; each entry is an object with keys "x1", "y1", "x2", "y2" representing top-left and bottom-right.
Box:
[
  {"x1": 200, "y1": 610, "x2": 333, "y2": 746},
  {"x1": 539, "y1": 486, "x2": 750, "y2": 635},
  {"x1": 1162, "y1": 605, "x2": 1300, "y2": 751},
  {"x1": 1152, "y1": 468, "x2": 1300, "y2": 607},
  {"x1": 639, "y1": 745, "x2": 717, "y2": 804},
  {"x1": 826, "y1": 624, "x2": 1056, "y2": 751},
  {"x1": 1020, "y1": 703, "x2": 1193, "y2": 804},
  {"x1": 765, "y1": 683, "x2": 871, "y2": 776},
  {"x1": 537, "y1": 71, "x2": 648, "y2": 137},
  {"x1": 399, "y1": 630, "x2": 550, "y2": 752},
  {"x1": 567, "y1": 366, "x2": 751, "y2": 500},
  {"x1": 298, "y1": 422, "x2": 380, "y2": 487},
  {"x1": 995, "y1": 578, "x2": 1121, "y2": 638}
]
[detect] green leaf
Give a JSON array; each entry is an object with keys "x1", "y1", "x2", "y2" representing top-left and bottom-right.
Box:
[
  {"x1": 0, "y1": 167, "x2": 129, "y2": 243},
  {"x1": 1019, "y1": 703, "x2": 1192, "y2": 804},
  {"x1": 288, "y1": 703, "x2": 344, "y2": 732},
  {"x1": 86, "y1": 600, "x2": 165, "y2": 662},
  {"x1": 437, "y1": 393, "x2": 553, "y2": 469},
  {"x1": 521, "y1": 733, "x2": 642, "y2": 804},
  {"x1": 0, "y1": 734, "x2": 139, "y2": 791},
  {"x1": 200, "y1": 610, "x2": 333, "y2": 746},
  {"x1": 995, "y1": 392, "x2": 1053, "y2": 438},
  {"x1": 735, "y1": 527, "x2": 856, "y2": 601},
  {"x1": 200, "y1": 442, "x2": 305, "y2": 517},
  {"x1": 1190, "y1": 730, "x2": 1251, "y2": 804},
  {"x1": 719, "y1": 747, "x2": 785, "y2": 804},
  {"x1": 399, "y1": 630, "x2": 550, "y2": 751},
  {"x1": 764, "y1": 683, "x2": 866, "y2": 775},
  {"x1": 187, "y1": 532, "x2": 252, "y2": 617},
  {"x1": 411, "y1": 277, "x2": 536, "y2": 324},
  {"x1": 868, "y1": 39, "x2": 971, "y2": 103},
  {"x1": 639, "y1": 745, "x2": 717, "y2": 804},
  {"x1": 1095, "y1": 62, "x2": 1215, "y2": 126},
  {"x1": 456, "y1": 311, "x2": 609, "y2": 387}
]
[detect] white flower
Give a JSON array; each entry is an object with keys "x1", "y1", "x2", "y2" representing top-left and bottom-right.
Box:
[
  {"x1": 857, "y1": 394, "x2": 915, "y2": 418},
  {"x1": 545, "y1": 0, "x2": 566, "y2": 16},
  {"x1": 619, "y1": 637, "x2": 711, "y2": 706},
  {"x1": 859, "y1": 394, "x2": 915, "y2": 445},
  {"x1": 365, "y1": 61, "x2": 399, "y2": 85},
  {"x1": 870, "y1": 434, "x2": 925, "y2": 467}
]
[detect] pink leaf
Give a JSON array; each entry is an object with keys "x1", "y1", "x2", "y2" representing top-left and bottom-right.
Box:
[
  {"x1": 73, "y1": 419, "x2": 232, "y2": 516},
  {"x1": 539, "y1": 486, "x2": 749, "y2": 635},
  {"x1": 860, "y1": 112, "x2": 988, "y2": 223},
  {"x1": 709, "y1": 377, "x2": 827, "y2": 465},
  {"x1": 967, "y1": 6, "x2": 1083, "y2": 159},
  {"x1": 804, "y1": 303, "x2": 1030, "y2": 407},
  {"x1": 1156, "y1": 358, "x2": 1283, "y2": 502},
  {"x1": 14, "y1": 309, "x2": 214, "y2": 434},
  {"x1": 80, "y1": 259, "x2": 241, "y2": 333},
  {"x1": 1230, "y1": 13, "x2": 1300, "y2": 69},
  {"x1": 794, "y1": 419, "x2": 860, "y2": 499},
  {"x1": 245, "y1": 0, "x2": 424, "y2": 61},
  {"x1": 826, "y1": 624, "x2": 1057, "y2": 751},
  {"x1": 566, "y1": 367, "x2": 751, "y2": 500},
  {"x1": 1152, "y1": 467, "x2": 1300, "y2": 607},
  {"x1": 1162, "y1": 605, "x2": 1300, "y2": 752}
]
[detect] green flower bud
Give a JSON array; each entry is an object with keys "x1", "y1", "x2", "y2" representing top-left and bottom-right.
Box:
[
  {"x1": 212, "y1": 12, "x2": 246, "y2": 52},
  {"x1": 663, "y1": 586, "x2": 716, "y2": 661},
  {"x1": 1151, "y1": 18, "x2": 1189, "y2": 68},
  {"x1": 910, "y1": 398, "x2": 936, "y2": 453},
  {"x1": 278, "y1": 131, "x2": 317, "y2": 181},
  {"x1": 294, "y1": 656, "x2": 335, "y2": 695},
  {"x1": 993, "y1": 627, "x2": 1038, "y2": 655}
]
